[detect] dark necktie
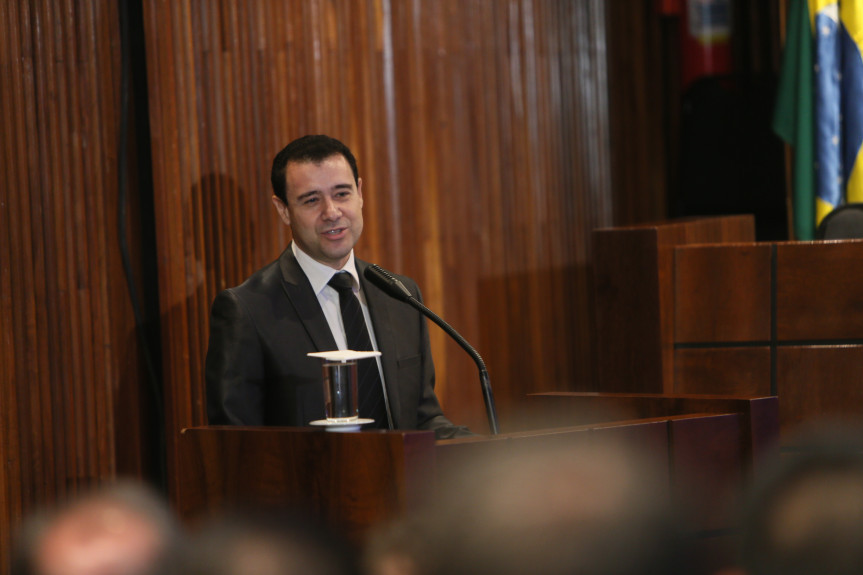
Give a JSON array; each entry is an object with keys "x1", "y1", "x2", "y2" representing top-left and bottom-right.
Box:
[{"x1": 327, "y1": 272, "x2": 388, "y2": 428}]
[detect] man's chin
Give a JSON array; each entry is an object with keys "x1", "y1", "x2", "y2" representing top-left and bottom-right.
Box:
[{"x1": 320, "y1": 247, "x2": 354, "y2": 269}]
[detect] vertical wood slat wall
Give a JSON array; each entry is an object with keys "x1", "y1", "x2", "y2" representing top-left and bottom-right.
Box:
[
  {"x1": 0, "y1": 1, "x2": 152, "y2": 572},
  {"x1": 141, "y1": 0, "x2": 668, "y2": 499},
  {"x1": 1, "y1": 0, "x2": 670, "y2": 568},
  {"x1": 140, "y1": 0, "x2": 644, "y2": 491}
]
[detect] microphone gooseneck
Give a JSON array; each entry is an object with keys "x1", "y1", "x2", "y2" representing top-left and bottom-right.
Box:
[
  {"x1": 363, "y1": 264, "x2": 414, "y2": 302},
  {"x1": 364, "y1": 264, "x2": 500, "y2": 435}
]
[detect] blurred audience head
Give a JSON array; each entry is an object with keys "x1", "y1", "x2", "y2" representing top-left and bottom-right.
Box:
[
  {"x1": 362, "y1": 515, "x2": 426, "y2": 575},
  {"x1": 13, "y1": 480, "x2": 181, "y2": 575},
  {"x1": 735, "y1": 422, "x2": 863, "y2": 575},
  {"x1": 364, "y1": 436, "x2": 687, "y2": 575},
  {"x1": 168, "y1": 506, "x2": 360, "y2": 575}
]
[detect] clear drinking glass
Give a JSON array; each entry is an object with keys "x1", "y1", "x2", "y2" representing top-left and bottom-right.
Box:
[{"x1": 322, "y1": 360, "x2": 359, "y2": 422}]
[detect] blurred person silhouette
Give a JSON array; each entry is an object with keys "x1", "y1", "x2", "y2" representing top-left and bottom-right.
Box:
[
  {"x1": 165, "y1": 505, "x2": 360, "y2": 575},
  {"x1": 726, "y1": 422, "x2": 863, "y2": 575},
  {"x1": 12, "y1": 480, "x2": 182, "y2": 575},
  {"x1": 362, "y1": 516, "x2": 427, "y2": 575},
  {"x1": 363, "y1": 436, "x2": 689, "y2": 575}
]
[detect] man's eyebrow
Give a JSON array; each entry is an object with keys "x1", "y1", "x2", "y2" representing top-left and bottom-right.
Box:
[{"x1": 296, "y1": 190, "x2": 320, "y2": 202}]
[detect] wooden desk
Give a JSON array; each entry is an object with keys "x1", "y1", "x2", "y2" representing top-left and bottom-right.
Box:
[
  {"x1": 174, "y1": 394, "x2": 778, "y2": 546},
  {"x1": 673, "y1": 240, "x2": 863, "y2": 434},
  {"x1": 594, "y1": 215, "x2": 863, "y2": 435},
  {"x1": 592, "y1": 214, "x2": 756, "y2": 394}
]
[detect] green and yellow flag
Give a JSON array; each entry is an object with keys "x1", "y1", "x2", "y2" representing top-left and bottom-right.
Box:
[{"x1": 774, "y1": 0, "x2": 863, "y2": 240}]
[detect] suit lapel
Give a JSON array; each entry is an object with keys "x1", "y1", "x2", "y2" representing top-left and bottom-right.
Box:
[
  {"x1": 357, "y1": 259, "x2": 401, "y2": 426},
  {"x1": 278, "y1": 248, "x2": 339, "y2": 352}
]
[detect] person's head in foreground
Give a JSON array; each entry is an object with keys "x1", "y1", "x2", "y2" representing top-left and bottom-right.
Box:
[
  {"x1": 365, "y1": 436, "x2": 688, "y2": 575},
  {"x1": 13, "y1": 480, "x2": 181, "y2": 575},
  {"x1": 733, "y1": 422, "x2": 863, "y2": 575}
]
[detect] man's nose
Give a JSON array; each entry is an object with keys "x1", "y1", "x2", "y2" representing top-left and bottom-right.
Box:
[{"x1": 322, "y1": 197, "x2": 341, "y2": 219}]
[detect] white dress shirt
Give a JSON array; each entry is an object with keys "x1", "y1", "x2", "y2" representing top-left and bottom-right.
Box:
[{"x1": 291, "y1": 242, "x2": 386, "y2": 378}]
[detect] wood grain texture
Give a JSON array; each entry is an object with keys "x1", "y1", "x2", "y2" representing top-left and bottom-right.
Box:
[
  {"x1": 0, "y1": 1, "x2": 729, "y2": 570},
  {"x1": 674, "y1": 347, "x2": 772, "y2": 396},
  {"x1": 775, "y1": 241, "x2": 863, "y2": 341},
  {"x1": 593, "y1": 215, "x2": 756, "y2": 393},
  {"x1": 675, "y1": 244, "x2": 772, "y2": 343},
  {"x1": 139, "y1": 0, "x2": 659, "y2": 498},
  {"x1": 175, "y1": 403, "x2": 774, "y2": 561},
  {"x1": 595, "y1": 234, "x2": 863, "y2": 436},
  {"x1": 776, "y1": 346, "x2": 863, "y2": 435},
  {"x1": 0, "y1": 1, "x2": 151, "y2": 572},
  {"x1": 519, "y1": 392, "x2": 780, "y2": 464},
  {"x1": 175, "y1": 427, "x2": 438, "y2": 542},
  {"x1": 521, "y1": 393, "x2": 778, "y2": 536},
  {"x1": 669, "y1": 414, "x2": 746, "y2": 532},
  {"x1": 669, "y1": 242, "x2": 863, "y2": 435}
]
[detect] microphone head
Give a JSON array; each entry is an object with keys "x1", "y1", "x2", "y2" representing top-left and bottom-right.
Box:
[{"x1": 364, "y1": 264, "x2": 414, "y2": 302}]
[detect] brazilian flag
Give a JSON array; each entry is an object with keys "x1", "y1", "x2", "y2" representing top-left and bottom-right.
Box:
[{"x1": 773, "y1": 0, "x2": 863, "y2": 240}]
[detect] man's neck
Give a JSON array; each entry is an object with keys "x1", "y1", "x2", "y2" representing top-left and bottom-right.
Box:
[{"x1": 292, "y1": 242, "x2": 358, "y2": 293}]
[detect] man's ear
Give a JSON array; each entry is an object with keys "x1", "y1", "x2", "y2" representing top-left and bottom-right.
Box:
[{"x1": 272, "y1": 195, "x2": 291, "y2": 226}]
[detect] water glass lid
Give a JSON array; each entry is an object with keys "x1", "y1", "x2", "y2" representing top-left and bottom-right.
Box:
[{"x1": 307, "y1": 350, "x2": 382, "y2": 362}]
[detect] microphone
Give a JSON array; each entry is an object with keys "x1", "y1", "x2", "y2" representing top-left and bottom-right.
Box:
[
  {"x1": 364, "y1": 264, "x2": 414, "y2": 302},
  {"x1": 364, "y1": 264, "x2": 500, "y2": 435}
]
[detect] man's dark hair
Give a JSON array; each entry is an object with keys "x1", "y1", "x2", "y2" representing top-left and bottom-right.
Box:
[{"x1": 270, "y1": 135, "x2": 360, "y2": 203}]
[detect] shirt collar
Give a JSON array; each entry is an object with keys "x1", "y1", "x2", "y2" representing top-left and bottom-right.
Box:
[{"x1": 291, "y1": 242, "x2": 360, "y2": 294}]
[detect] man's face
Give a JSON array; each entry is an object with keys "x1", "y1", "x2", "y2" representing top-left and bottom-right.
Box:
[{"x1": 272, "y1": 155, "x2": 364, "y2": 269}]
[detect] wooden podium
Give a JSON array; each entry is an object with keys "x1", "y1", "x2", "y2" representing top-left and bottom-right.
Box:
[
  {"x1": 173, "y1": 214, "x2": 794, "y2": 569},
  {"x1": 175, "y1": 425, "x2": 437, "y2": 539},
  {"x1": 593, "y1": 214, "x2": 863, "y2": 435},
  {"x1": 592, "y1": 214, "x2": 756, "y2": 394},
  {"x1": 175, "y1": 393, "x2": 778, "y2": 555}
]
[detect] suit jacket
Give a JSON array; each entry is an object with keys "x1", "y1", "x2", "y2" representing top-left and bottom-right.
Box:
[{"x1": 205, "y1": 248, "x2": 466, "y2": 437}]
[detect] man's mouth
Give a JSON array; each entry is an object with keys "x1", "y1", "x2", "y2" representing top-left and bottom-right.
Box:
[{"x1": 324, "y1": 228, "x2": 345, "y2": 236}]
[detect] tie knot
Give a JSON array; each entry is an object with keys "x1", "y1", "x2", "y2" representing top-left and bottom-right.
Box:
[{"x1": 328, "y1": 272, "x2": 355, "y2": 293}]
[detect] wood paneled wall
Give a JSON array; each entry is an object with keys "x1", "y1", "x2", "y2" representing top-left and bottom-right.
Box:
[
  {"x1": 1, "y1": 0, "x2": 672, "y2": 569},
  {"x1": 675, "y1": 241, "x2": 863, "y2": 435},
  {"x1": 141, "y1": 0, "x2": 664, "y2": 493},
  {"x1": 0, "y1": 1, "x2": 154, "y2": 571}
]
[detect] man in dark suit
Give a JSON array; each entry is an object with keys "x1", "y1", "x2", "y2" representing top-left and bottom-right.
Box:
[{"x1": 205, "y1": 135, "x2": 470, "y2": 439}]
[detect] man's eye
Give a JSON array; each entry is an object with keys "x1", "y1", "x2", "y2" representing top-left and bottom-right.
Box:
[{"x1": 303, "y1": 197, "x2": 319, "y2": 205}]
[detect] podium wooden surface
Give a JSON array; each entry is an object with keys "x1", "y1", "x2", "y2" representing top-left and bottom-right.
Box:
[
  {"x1": 175, "y1": 393, "x2": 778, "y2": 552},
  {"x1": 674, "y1": 240, "x2": 863, "y2": 434},
  {"x1": 593, "y1": 215, "x2": 756, "y2": 394},
  {"x1": 174, "y1": 426, "x2": 437, "y2": 540},
  {"x1": 594, "y1": 216, "x2": 863, "y2": 435},
  {"x1": 521, "y1": 392, "x2": 778, "y2": 464}
]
